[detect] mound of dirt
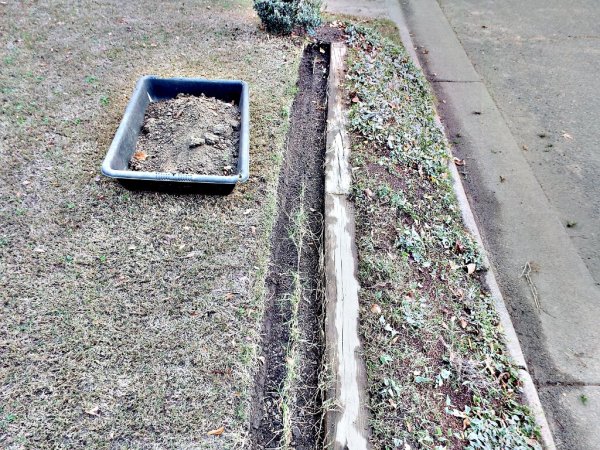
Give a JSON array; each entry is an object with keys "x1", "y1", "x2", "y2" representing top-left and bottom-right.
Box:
[{"x1": 130, "y1": 93, "x2": 240, "y2": 175}]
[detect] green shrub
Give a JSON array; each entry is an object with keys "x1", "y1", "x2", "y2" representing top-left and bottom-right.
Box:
[{"x1": 253, "y1": 0, "x2": 322, "y2": 35}]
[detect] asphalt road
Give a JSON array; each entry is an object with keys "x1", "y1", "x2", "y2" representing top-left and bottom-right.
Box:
[
  {"x1": 437, "y1": 0, "x2": 600, "y2": 287},
  {"x1": 433, "y1": 3, "x2": 600, "y2": 448}
]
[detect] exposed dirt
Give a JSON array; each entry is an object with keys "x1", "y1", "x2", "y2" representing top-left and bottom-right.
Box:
[
  {"x1": 251, "y1": 43, "x2": 329, "y2": 450},
  {"x1": 130, "y1": 94, "x2": 240, "y2": 175}
]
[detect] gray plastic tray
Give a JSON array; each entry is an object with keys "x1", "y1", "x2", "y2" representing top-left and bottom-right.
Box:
[{"x1": 101, "y1": 75, "x2": 249, "y2": 193}]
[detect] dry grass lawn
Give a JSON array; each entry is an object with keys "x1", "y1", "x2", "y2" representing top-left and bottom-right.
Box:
[{"x1": 0, "y1": 0, "x2": 301, "y2": 447}]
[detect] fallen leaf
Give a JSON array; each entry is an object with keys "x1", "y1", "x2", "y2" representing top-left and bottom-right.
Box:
[
  {"x1": 224, "y1": 292, "x2": 235, "y2": 301},
  {"x1": 453, "y1": 157, "x2": 465, "y2": 166},
  {"x1": 466, "y1": 263, "x2": 476, "y2": 275},
  {"x1": 370, "y1": 303, "x2": 382, "y2": 314},
  {"x1": 319, "y1": 47, "x2": 325, "y2": 54},
  {"x1": 499, "y1": 175, "x2": 506, "y2": 182},
  {"x1": 454, "y1": 240, "x2": 465, "y2": 254},
  {"x1": 207, "y1": 426, "x2": 224, "y2": 436},
  {"x1": 133, "y1": 150, "x2": 147, "y2": 161},
  {"x1": 459, "y1": 318, "x2": 468, "y2": 329},
  {"x1": 463, "y1": 417, "x2": 470, "y2": 430},
  {"x1": 522, "y1": 144, "x2": 529, "y2": 151}
]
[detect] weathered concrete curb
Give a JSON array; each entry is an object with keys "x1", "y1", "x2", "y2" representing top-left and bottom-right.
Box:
[
  {"x1": 387, "y1": 1, "x2": 557, "y2": 448},
  {"x1": 323, "y1": 42, "x2": 370, "y2": 450}
]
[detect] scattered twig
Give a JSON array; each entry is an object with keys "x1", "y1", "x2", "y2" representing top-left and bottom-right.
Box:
[{"x1": 521, "y1": 262, "x2": 541, "y2": 311}]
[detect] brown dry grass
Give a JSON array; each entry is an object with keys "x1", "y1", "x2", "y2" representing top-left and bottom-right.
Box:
[{"x1": 0, "y1": 0, "x2": 301, "y2": 447}]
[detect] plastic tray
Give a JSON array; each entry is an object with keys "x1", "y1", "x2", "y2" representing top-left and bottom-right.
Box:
[{"x1": 101, "y1": 75, "x2": 249, "y2": 193}]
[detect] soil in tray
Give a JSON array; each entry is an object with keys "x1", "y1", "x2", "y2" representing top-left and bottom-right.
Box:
[{"x1": 129, "y1": 93, "x2": 240, "y2": 175}]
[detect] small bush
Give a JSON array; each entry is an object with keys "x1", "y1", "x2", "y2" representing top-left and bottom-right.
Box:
[{"x1": 253, "y1": 0, "x2": 322, "y2": 35}]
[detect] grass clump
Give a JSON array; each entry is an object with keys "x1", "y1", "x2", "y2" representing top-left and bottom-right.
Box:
[
  {"x1": 280, "y1": 185, "x2": 308, "y2": 448},
  {"x1": 345, "y1": 23, "x2": 541, "y2": 449},
  {"x1": 254, "y1": 0, "x2": 322, "y2": 35}
]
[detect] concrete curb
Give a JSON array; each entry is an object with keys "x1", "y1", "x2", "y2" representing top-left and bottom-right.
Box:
[{"x1": 387, "y1": 1, "x2": 557, "y2": 448}]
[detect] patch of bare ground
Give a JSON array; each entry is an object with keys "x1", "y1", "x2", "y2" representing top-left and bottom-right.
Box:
[{"x1": 251, "y1": 43, "x2": 328, "y2": 450}]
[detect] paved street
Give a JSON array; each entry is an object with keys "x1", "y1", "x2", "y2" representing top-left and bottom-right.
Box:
[{"x1": 438, "y1": 0, "x2": 600, "y2": 287}]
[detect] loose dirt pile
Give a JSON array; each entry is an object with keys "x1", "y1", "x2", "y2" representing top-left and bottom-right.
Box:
[{"x1": 130, "y1": 94, "x2": 240, "y2": 175}]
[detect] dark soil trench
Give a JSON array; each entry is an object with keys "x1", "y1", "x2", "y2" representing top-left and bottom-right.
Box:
[{"x1": 250, "y1": 44, "x2": 329, "y2": 449}]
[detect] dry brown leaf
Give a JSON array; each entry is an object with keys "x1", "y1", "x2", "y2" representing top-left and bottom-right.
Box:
[
  {"x1": 207, "y1": 426, "x2": 224, "y2": 436},
  {"x1": 133, "y1": 150, "x2": 147, "y2": 161},
  {"x1": 459, "y1": 318, "x2": 468, "y2": 329},
  {"x1": 224, "y1": 293, "x2": 235, "y2": 301},
  {"x1": 455, "y1": 240, "x2": 465, "y2": 254},
  {"x1": 453, "y1": 157, "x2": 465, "y2": 166},
  {"x1": 466, "y1": 263, "x2": 476, "y2": 275}
]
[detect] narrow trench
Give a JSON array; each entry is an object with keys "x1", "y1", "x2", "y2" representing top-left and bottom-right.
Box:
[{"x1": 251, "y1": 43, "x2": 329, "y2": 449}]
